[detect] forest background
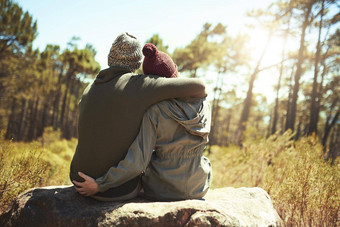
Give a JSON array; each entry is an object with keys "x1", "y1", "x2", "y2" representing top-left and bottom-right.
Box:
[{"x1": 0, "y1": 0, "x2": 339, "y2": 226}]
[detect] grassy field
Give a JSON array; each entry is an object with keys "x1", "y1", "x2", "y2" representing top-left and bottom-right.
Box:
[
  {"x1": 208, "y1": 131, "x2": 340, "y2": 226},
  {"x1": 0, "y1": 128, "x2": 75, "y2": 212},
  {"x1": 0, "y1": 129, "x2": 339, "y2": 226}
]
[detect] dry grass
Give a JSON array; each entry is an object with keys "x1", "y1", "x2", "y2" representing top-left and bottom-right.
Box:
[
  {"x1": 1, "y1": 128, "x2": 339, "y2": 226},
  {"x1": 207, "y1": 131, "x2": 340, "y2": 227},
  {"x1": 0, "y1": 128, "x2": 76, "y2": 213}
]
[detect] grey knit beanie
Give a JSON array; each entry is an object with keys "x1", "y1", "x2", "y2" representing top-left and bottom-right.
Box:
[{"x1": 108, "y1": 32, "x2": 143, "y2": 72}]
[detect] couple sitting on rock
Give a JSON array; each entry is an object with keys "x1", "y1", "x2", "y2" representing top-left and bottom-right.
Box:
[{"x1": 70, "y1": 32, "x2": 212, "y2": 201}]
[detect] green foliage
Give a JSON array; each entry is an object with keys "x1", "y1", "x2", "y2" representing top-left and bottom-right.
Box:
[
  {"x1": 208, "y1": 131, "x2": 340, "y2": 226},
  {"x1": 213, "y1": 33, "x2": 250, "y2": 73},
  {"x1": 1, "y1": 36, "x2": 100, "y2": 141},
  {"x1": 0, "y1": 128, "x2": 76, "y2": 212},
  {"x1": 173, "y1": 23, "x2": 227, "y2": 77},
  {"x1": 0, "y1": 0, "x2": 37, "y2": 56},
  {"x1": 0, "y1": 0, "x2": 101, "y2": 142},
  {"x1": 145, "y1": 34, "x2": 169, "y2": 54},
  {"x1": 61, "y1": 41, "x2": 100, "y2": 80}
]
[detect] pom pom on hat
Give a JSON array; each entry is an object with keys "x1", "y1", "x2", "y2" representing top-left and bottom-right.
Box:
[
  {"x1": 142, "y1": 43, "x2": 158, "y2": 57},
  {"x1": 142, "y1": 43, "x2": 178, "y2": 78}
]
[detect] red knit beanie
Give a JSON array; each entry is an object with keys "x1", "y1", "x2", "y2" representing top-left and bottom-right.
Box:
[{"x1": 142, "y1": 43, "x2": 178, "y2": 78}]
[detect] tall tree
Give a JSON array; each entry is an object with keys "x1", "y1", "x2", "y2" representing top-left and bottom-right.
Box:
[
  {"x1": 209, "y1": 34, "x2": 249, "y2": 151},
  {"x1": 0, "y1": 0, "x2": 37, "y2": 113},
  {"x1": 285, "y1": 0, "x2": 315, "y2": 132},
  {"x1": 234, "y1": 1, "x2": 291, "y2": 144},
  {"x1": 0, "y1": 0, "x2": 37, "y2": 57},
  {"x1": 173, "y1": 23, "x2": 226, "y2": 77},
  {"x1": 321, "y1": 74, "x2": 340, "y2": 150},
  {"x1": 145, "y1": 34, "x2": 169, "y2": 54},
  {"x1": 235, "y1": 30, "x2": 273, "y2": 145},
  {"x1": 271, "y1": 13, "x2": 292, "y2": 135},
  {"x1": 308, "y1": 0, "x2": 325, "y2": 135},
  {"x1": 3, "y1": 40, "x2": 100, "y2": 141},
  {"x1": 58, "y1": 39, "x2": 100, "y2": 138},
  {"x1": 308, "y1": 0, "x2": 339, "y2": 135}
]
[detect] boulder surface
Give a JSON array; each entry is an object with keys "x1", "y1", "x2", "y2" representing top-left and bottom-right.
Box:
[{"x1": 0, "y1": 186, "x2": 283, "y2": 227}]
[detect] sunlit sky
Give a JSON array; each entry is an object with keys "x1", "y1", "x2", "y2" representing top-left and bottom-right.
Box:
[{"x1": 16, "y1": 0, "x2": 287, "y2": 103}]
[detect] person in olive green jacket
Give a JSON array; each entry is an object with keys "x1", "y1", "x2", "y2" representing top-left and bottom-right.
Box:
[{"x1": 70, "y1": 33, "x2": 206, "y2": 201}]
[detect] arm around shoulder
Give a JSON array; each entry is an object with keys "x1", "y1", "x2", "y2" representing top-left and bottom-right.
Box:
[
  {"x1": 183, "y1": 78, "x2": 206, "y2": 98},
  {"x1": 156, "y1": 77, "x2": 207, "y2": 100}
]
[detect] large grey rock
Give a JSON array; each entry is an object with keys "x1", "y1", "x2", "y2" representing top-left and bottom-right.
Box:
[{"x1": 0, "y1": 186, "x2": 283, "y2": 227}]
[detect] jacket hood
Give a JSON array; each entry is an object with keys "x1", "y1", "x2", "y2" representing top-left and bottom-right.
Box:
[{"x1": 158, "y1": 98, "x2": 211, "y2": 139}]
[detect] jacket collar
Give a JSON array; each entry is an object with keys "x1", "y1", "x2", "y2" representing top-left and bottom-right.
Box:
[{"x1": 94, "y1": 66, "x2": 131, "y2": 84}]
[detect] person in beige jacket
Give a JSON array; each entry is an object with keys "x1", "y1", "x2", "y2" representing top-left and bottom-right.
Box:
[{"x1": 73, "y1": 43, "x2": 212, "y2": 201}]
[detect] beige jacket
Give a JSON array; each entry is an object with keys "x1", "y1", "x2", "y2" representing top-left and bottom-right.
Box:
[{"x1": 96, "y1": 98, "x2": 212, "y2": 201}]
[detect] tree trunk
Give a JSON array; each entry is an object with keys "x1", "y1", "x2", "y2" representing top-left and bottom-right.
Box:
[
  {"x1": 322, "y1": 111, "x2": 339, "y2": 148},
  {"x1": 271, "y1": 81, "x2": 281, "y2": 134},
  {"x1": 286, "y1": 1, "x2": 313, "y2": 131},
  {"x1": 5, "y1": 98, "x2": 17, "y2": 140},
  {"x1": 21, "y1": 99, "x2": 33, "y2": 141},
  {"x1": 267, "y1": 109, "x2": 272, "y2": 138},
  {"x1": 236, "y1": 31, "x2": 273, "y2": 145},
  {"x1": 27, "y1": 97, "x2": 40, "y2": 141},
  {"x1": 280, "y1": 115, "x2": 285, "y2": 133},
  {"x1": 225, "y1": 112, "x2": 232, "y2": 145},
  {"x1": 63, "y1": 78, "x2": 77, "y2": 139},
  {"x1": 285, "y1": 65, "x2": 295, "y2": 131},
  {"x1": 52, "y1": 71, "x2": 63, "y2": 129},
  {"x1": 208, "y1": 72, "x2": 223, "y2": 153},
  {"x1": 315, "y1": 40, "x2": 331, "y2": 137},
  {"x1": 71, "y1": 106, "x2": 79, "y2": 138},
  {"x1": 236, "y1": 71, "x2": 257, "y2": 144},
  {"x1": 37, "y1": 99, "x2": 49, "y2": 138},
  {"x1": 308, "y1": 0, "x2": 324, "y2": 135},
  {"x1": 295, "y1": 118, "x2": 302, "y2": 140},
  {"x1": 52, "y1": 90, "x2": 60, "y2": 130},
  {"x1": 272, "y1": 19, "x2": 291, "y2": 135},
  {"x1": 328, "y1": 127, "x2": 340, "y2": 165},
  {"x1": 17, "y1": 98, "x2": 27, "y2": 141},
  {"x1": 59, "y1": 79, "x2": 70, "y2": 127}
]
